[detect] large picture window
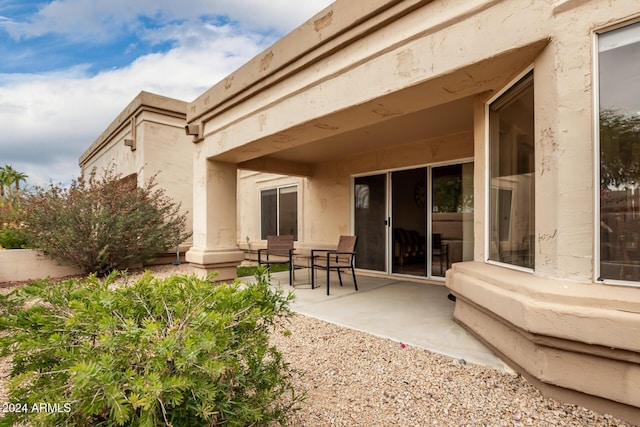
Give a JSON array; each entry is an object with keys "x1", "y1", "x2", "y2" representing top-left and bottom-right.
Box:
[
  {"x1": 488, "y1": 71, "x2": 535, "y2": 269},
  {"x1": 598, "y1": 22, "x2": 640, "y2": 282},
  {"x1": 260, "y1": 186, "x2": 298, "y2": 240}
]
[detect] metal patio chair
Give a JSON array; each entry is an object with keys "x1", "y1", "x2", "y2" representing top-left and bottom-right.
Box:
[
  {"x1": 310, "y1": 235, "x2": 358, "y2": 295},
  {"x1": 258, "y1": 235, "x2": 295, "y2": 286}
]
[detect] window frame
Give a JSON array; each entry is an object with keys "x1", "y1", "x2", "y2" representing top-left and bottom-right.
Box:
[
  {"x1": 594, "y1": 19, "x2": 640, "y2": 287},
  {"x1": 259, "y1": 184, "x2": 299, "y2": 241},
  {"x1": 484, "y1": 66, "x2": 536, "y2": 273}
]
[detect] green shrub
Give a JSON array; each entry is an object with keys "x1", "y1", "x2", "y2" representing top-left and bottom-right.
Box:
[
  {"x1": 237, "y1": 264, "x2": 290, "y2": 277},
  {"x1": 0, "y1": 226, "x2": 29, "y2": 249},
  {"x1": 0, "y1": 270, "x2": 301, "y2": 426},
  {"x1": 20, "y1": 168, "x2": 191, "y2": 276}
]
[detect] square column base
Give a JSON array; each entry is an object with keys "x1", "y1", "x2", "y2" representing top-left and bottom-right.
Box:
[{"x1": 186, "y1": 247, "x2": 245, "y2": 282}]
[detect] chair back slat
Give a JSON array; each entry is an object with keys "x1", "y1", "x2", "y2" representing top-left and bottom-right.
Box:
[
  {"x1": 267, "y1": 235, "x2": 294, "y2": 256},
  {"x1": 337, "y1": 235, "x2": 357, "y2": 253},
  {"x1": 335, "y1": 235, "x2": 357, "y2": 263}
]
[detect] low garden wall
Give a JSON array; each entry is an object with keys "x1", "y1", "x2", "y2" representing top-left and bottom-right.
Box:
[{"x1": 0, "y1": 249, "x2": 83, "y2": 282}]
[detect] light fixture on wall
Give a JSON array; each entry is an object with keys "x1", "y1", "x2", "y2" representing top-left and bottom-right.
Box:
[
  {"x1": 184, "y1": 124, "x2": 199, "y2": 135},
  {"x1": 124, "y1": 139, "x2": 136, "y2": 151},
  {"x1": 184, "y1": 123, "x2": 201, "y2": 142}
]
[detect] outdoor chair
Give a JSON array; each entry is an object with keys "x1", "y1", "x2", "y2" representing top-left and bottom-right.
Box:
[
  {"x1": 310, "y1": 235, "x2": 358, "y2": 295},
  {"x1": 258, "y1": 235, "x2": 295, "y2": 286}
]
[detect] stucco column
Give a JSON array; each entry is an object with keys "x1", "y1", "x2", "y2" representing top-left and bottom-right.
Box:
[{"x1": 186, "y1": 157, "x2": 244, "y2": 281}]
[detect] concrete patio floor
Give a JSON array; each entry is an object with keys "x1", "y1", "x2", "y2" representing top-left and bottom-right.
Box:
[{"x1": 265, "y1": 268, "x2": 511, "y2": 372}]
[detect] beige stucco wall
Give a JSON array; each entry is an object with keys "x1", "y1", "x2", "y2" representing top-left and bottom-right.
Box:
[{"x1": 80, "y1": 92, "x2": 193, "y2": 246}]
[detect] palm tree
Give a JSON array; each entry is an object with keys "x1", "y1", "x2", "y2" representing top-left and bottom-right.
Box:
[
  {"x1": 0, "y1": 166, "x2": 10, "y2": 198},
  {"x1": 1, "y1": 165, "x2": 28, "y2": 194},
  {"x1": 12, "y1": 170, "x2": 28, "y2": 191}
]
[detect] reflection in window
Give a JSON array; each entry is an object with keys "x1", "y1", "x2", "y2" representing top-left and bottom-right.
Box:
[
  {"x1": 599, "y1": 22, "x2": 640, "y2": 282},
  {"x1": 431, "y1": 163, "x2": 475, "y2": 276},
  {"x1": 355, "y1": 184, "x2": 370, "y2": 209},
  {"x1": 260, "y1": 186, "x2": 298, "y2": 240},
  {"x1": 489, "y1": 71, "x2": 535, "y2": 269}
]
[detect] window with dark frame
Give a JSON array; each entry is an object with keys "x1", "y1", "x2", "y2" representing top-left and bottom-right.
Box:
[{"x1": 260, "y1": 186, "x2": 298, "y2": 240}]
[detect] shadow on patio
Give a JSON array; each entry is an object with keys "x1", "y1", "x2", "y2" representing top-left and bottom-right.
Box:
[{"x1": 263, "y1": 268, "x2": 511, "y2": 372}]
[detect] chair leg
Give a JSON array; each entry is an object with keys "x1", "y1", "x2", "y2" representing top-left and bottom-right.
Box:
[
  {"x1": 326, "y1": 265, "x2": 330, "y2": 296},
  {"x1": 337, "y1": 268, "x2": 343, "y2": 286},
  {"x1": 311, "y1": 264, "x2": 315, "y2": 289},
  {"x1": 351, "y1": 267, "x2": 358, "y2": 291},
  {"x1": 288, "y1": 255, "x2": 293, "y2": 287},
  {"x1": 289, "y1": 261, "x2": 293, "y2": 287}
]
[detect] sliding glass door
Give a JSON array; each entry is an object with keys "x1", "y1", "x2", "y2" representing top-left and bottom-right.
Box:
[{"x1": 354, "y1": 162, "x2": 473, "y2": 279}]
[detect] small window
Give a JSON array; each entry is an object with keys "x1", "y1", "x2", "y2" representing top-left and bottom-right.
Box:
[
  {"x1": 598, "y1": 22, "x2": 640, "y2": 282},
  {"x1": 260, "y1": 186, "x2": 298, "y2": 240},
  {"x1": 488, "y1": 71, "x2": 535, "y2": 269}
]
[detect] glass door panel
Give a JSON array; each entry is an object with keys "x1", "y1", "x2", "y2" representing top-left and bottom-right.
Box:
[
  {"x1": 431, "y1": 163, "x2": 474, "y2": 277},
  {"x1": 391, "y1": 168, "x2": 427, "y2": 276},
  {"x1": 353, "y1": 162, "x2": 473, "y2": 278},
  {"x1": 354, "y1": 174, "x2": 387, "y2": 271}
]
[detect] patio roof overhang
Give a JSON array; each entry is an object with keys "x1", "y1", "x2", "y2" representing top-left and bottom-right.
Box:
[
  {"x1": 185, "y1": 0, "x2": 549, "y2": 177},
  {"x1": 217, "y1": 40, "x2": 548, "y2": 176}
]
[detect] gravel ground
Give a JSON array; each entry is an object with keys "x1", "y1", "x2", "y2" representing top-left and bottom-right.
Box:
[
  {"x1": 0, "y1": 266, "x2": 635, "y2": 426},
  {"x1": 271, "y1": 314, "x2": 633, "y2": 427}
]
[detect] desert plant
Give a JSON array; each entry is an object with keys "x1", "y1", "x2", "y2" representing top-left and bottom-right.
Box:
[
  {"x1": 0, "y1": 226, "x2": 29, "y2": 248},
  {"x1": 20, "y1": 168, "x2": 191, "y2": 275},
  {"x1": 0, "y1": 270, "x2": 301, "y2": 426}
]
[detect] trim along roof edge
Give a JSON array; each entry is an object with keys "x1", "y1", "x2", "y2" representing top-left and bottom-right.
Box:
[{"x1": 79, "y1": 91, "x2": 187, "y2": 167}]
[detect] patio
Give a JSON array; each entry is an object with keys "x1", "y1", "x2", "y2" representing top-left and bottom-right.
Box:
[{"x1": 264, "y1": 268, "x2": 510, "y2": 372}]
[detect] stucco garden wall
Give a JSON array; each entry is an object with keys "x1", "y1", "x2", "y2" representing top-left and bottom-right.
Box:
[{"x1": 0, "y1": 249, "x2": 82, "y2": 282}]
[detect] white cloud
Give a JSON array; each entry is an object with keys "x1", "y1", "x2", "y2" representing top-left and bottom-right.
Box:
[
  {"x1": 2, "y1": 0, "x2": 333, "y2": 41},
  {"x1": 0, "y1": 1, "x2": 335, "y2": 186},
  {"x1": 0, "y1": 22, "x2": 279, "y2": 186}
]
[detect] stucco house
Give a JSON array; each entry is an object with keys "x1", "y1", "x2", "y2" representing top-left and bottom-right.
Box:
[
  {"x1": 179, "y1": 0, "x2": 640, "y2": 423},
  {"x1": 79, "y1": 91, "x2": 194, "y2": 262},
  {"x1": 78, "y1": 0, "x2": 640, "y2": 423}
]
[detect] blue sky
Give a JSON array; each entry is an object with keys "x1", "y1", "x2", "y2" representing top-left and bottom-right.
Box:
[{"x1": 0, "y1": 0, "x2": 333, "y2": 186}]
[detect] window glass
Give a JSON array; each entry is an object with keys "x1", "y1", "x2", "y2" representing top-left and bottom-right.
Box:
[
  {"x1": 260, "y1": 186, "x2": 298, "y2": 240},
  {"x1": 260, "y1": 189, "x2": 277, "y2": 240},
  {"x1": 489, "y1": 72, "x2": 535, "y2": 269},
  {"x1": 599, "y1": 22, "x2": 640, "y2": 281},
  {"x1": 279, "y1": 186, "x2": 298, "y2": 240}
]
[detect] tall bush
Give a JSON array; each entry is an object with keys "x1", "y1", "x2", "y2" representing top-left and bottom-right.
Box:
[
  {"x1": 0, "y1": 271, "x2": 301, "y2": 426},
  {"x1": 21, "y1": 168, "x2": 191, "y2": 275}
]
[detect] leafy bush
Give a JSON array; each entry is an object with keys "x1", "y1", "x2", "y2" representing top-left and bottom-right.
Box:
[
  {"x1": 0, "y1": 226, "x2": 29, "y2": 249},
  {"x1": 0, "y1": 270, "x2": 301, "y2": 426},
  {"x1": 21, "y1": 168, "x2": 191, "y2": 276},
  {"x1": 237, "y1": 264, "x2": 290, "y2": 277}
]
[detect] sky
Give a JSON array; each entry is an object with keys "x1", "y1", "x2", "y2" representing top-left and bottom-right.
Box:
[{"x1": 0, "y1": 0, "x2": 334, "y2": 187}]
